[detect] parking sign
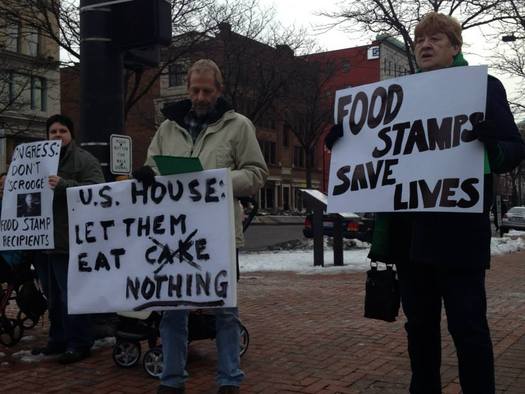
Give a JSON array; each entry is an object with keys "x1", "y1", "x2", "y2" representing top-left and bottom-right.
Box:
[{"x1": 110, "y1": 134, "x2": 132, "y2": 175}]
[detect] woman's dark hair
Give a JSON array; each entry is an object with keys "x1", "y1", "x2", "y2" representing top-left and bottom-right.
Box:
[{"x1": 46, "y1": 114, "x2": 75, "y2": 138}]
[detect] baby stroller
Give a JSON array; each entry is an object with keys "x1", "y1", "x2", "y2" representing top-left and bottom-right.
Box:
[
  {"x1": 112, "y1": 310, "x2": 250, "y2": 378},
  {"x1": 112, "y1": 197, "x2": 257, "y2": 377},
  {"x1": 0, "y1": 252, "x2": 47, "y2": 347}
]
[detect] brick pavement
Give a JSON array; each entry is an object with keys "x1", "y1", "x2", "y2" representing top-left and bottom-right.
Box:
[{"x1": 0, "y1": 249, "x2": 524, "y2": 393}]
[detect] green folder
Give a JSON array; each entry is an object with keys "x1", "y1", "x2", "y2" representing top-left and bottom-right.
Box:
[{"x1": 153, "y1": 156, "x2": 203, "y2": 176}]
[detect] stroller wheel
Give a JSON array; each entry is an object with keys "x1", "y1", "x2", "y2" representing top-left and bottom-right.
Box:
[
  {"x1": 239, "y1": 324, "x2": 249, "y2": 357},
  {"x1": 143, "y1": 347, "x2": 163, "y2": 378},
  {"x1": 0, "y1": 317, "x2": 24, "y2": 347},
  {"x1": 17, "y1": 310, "x2": 39, "y2": 329},
  {"x1": 112, "y1": 341, "x2": 141, "y2": 367}
]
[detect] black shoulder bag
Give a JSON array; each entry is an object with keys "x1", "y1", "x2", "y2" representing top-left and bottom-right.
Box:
[{"x1": 364, "y1": 262, "x2": 400, "y2": 322}]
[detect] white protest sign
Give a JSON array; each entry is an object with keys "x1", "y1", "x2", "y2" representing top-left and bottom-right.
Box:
[
  {"x1": 0, "y1": 140, "x2": 61, "y2": 250},
  {"x1": 66, "y1": 168, "x2": 237, "y2": 314},
  {"x1": 328, "y1": 66, "x2": 487, "y2": 213}
]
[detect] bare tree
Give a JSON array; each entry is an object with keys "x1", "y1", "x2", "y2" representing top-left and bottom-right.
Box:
[
  {"x1": 194, "y1": 0, "x2": 317, "y2": 124},
  {"x1": 283, "y1": 58, "x2": 337, "y2": 188},
  {"x1": 0, "y1": 0, "x2": 222, "y2": 123},
  {"x1": 0, "y1": 1, "x2": 60, "y2": 140},
  {"x1": 321, "y1": 0, "x2": 510, "y2": 74},
  {"x1": 489, "y1": 0, "x2": 525, "y2": 116}
]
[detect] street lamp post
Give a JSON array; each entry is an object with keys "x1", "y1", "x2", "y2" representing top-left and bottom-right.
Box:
[
  {"x1": 78, "y1": 0, "x2": 171, "y2": 180},
  {"x1": 79, "y1": 0, "x2": 125, "y2": 180}
]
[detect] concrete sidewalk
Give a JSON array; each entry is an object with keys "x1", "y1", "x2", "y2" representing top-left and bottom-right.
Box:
[{"x1": 0, "y1": 250, "x2": 524, "y2": 393}]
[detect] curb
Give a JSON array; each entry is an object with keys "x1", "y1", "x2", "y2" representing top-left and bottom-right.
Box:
[{"x1": 251, "y1": 215, "x2": 305, "y2": 225}]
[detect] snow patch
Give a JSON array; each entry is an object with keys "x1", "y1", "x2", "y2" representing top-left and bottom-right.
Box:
[
  {"x1": 92, "y1": 336, "x2": 116, "y2": 350},
  {"x1": 491, "y1": 236, "x2": 525, "y2": 255},
  {"x1": 240, "y1": 248, "x2": 372, "y2": 273},
  {"x1": 11, "y1": 350, "x2": 47, "y2": 363},
  {"x1": 240, "y1": 235, "x2": 524, "y2": 273}
]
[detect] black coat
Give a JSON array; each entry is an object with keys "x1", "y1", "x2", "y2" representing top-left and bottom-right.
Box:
[
  {"x1": 411, "y1": 76, "x2": 524, "y2": 268},
  {"x1": 370, "y1": 76, "x2": 525, "y2": 269}
]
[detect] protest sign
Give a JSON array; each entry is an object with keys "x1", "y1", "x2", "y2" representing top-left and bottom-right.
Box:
[
  {"x1": 66, "y1": 168, "x2": 237, "y2": 314},
  {"x1": 0, "y1": 140, "x2": 61, "y2": 250},
  {"x1": 328, "y1": 66, "x2": 487, "y2": 213}
]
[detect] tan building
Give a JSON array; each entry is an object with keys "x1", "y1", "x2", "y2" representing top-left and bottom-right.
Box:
[{"x1": 0, "y1": 3, "x2": 60, "y2": 172}]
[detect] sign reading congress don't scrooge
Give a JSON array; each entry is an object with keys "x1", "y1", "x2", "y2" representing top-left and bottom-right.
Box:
[
  {"x1": 327, "y1": 66, "x2": 488, "y2": 213},
  {"x1": 66, "y1": 168, "x2": 236, "y2": 314},
  {"x1": 0, "y1": 140, "x2": 61, "y2": 250}
]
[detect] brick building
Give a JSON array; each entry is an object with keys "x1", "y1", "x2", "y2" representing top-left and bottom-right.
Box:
[
  {"x1": 60, "y1": 28, "x2": 410, "y2": 211},
  {"x1": 61, "y1": 65, "x2": 160, "y2": 170},
  {"x1": 305, "y1": 36, "x2": 410, "y2": 192},
  {"x1": 156, "y1": 23, "x2": 325, "y2": 212}
]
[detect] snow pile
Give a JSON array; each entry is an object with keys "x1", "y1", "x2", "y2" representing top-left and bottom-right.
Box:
[
  {"x1": 11, "y1": 337, "x2": 116, "y2": 364},
  {"x1": 240, "y1": 234, "x2": 524, "y2": 273},
  {"x1": 11, "y1": 350, "x2": 47, "y2": 363},
  {"x1": 240, "y1": 244, "x2": 372, "y2": 274},
  {"x1": 92, "y1": 336, "x2": 116, "y2": 350},
  {"x1": 491, "y1": 236, "x2": 525, "y2": 255}
]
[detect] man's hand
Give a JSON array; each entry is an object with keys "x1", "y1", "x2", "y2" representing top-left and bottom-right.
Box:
[
  {"x1": 324, "y1": 124, "x2": 344, "y2": 150},
  {"x1": 48, "y1": 175, "x2": 62, "y2": 189},
  {"x1": 132, "y1": 165, "x2": 156, "y2": 188}
]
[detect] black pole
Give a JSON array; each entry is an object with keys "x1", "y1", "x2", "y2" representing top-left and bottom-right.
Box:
[
  {"x1": 332, "y1": 216, "x2": 343, "y2": 266},
  {"x1": 80, "y1": 0, "x2": 124, "y2": 181}
]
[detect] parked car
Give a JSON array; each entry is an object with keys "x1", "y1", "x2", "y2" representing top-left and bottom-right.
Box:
[
  {"x1": 500, "y1": 206, "x2": 525, "y2": 234},
  {"x1": 303, "y1": 212, "x2": 375, "y2": 242}
]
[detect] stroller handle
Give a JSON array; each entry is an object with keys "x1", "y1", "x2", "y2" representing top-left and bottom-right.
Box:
[{"x1": 239, "y1": 197, "x2": 258, "y2": 232}]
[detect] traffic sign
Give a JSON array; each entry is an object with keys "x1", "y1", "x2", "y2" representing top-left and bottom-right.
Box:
[{"x1": 110, "y1": 134, "x2": 132, "y2": 175}]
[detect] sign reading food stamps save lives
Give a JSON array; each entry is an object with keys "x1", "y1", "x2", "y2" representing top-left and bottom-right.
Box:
[
  {"x1": 66, "y1": 168, "x2": 237, "y2": 314},
  {"x1": 327, "y1": 66, "x2": 488, "y2": 213},
  {"x1": 0, "y1": 140, "x2": 61, "y2": 250}
]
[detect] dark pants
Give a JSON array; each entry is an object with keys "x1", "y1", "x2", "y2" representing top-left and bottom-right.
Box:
[
  {"x1": 47, "y1": 254, "x2": 94, "y2": 351},
  {"x1": 397, "y1": 263, "x2": 495, "y2": 394},
  {"x1": 32, "y1": 252, "x2": 50, "y2": 299}
]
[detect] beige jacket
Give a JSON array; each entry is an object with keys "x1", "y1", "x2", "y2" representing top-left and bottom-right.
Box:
[{"x1": 145, "y1": 99, "x2": 268, "y2": 246}]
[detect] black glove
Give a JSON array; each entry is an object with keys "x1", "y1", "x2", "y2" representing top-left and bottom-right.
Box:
[
  {"x1": 132, "y1": 165, "x2": 156, "y2": 188},
  {"x1": 471, "y1": 119, "x2": 499, "y2": 145},
  {"x1": 324, "y1": 124, "x2": 344, "y2": 150}
]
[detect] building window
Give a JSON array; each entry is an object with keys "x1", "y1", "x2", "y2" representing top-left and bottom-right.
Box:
[
  {"x1": 9, "y1": 72, "x2": 30, "y2": 106},
  {"x1": 260, "y1": 184, "x2": 275, "y2": 209},
  {"x1": 26, "y1": 27, "x2": 40, "y2": 57},
  {"x1": 260, "y1": 140, "x2": 276, "y2": 165},
  {"x1": 5, "y1": 20, "x2": 22, "y2": 52},
  {"x1": 293, "y1": 146, "x2": 305, "y2": 168},
  {"x1": 168, "y1": 64, "x2": 185, "y2": 87},
  {"x1": 342, "y1": 60, "x2": 350, "y2": 73},
  {"x1": 282, "y1": 126, "x2": 289, "y2": 147},
  {"x1": 294, "y1": 187, "x2": 303, "y2": 211},
  {"x1": 31, "y1": 77, "x2": 47, "y2": 111}
]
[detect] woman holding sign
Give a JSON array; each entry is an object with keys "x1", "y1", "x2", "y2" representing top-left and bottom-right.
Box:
[
  {"x1": 31, "y1": 115, "x2": 105, "y2": 364},
  {"x1": 326, "y1": 12, "x2": 525, "y2": 394}
]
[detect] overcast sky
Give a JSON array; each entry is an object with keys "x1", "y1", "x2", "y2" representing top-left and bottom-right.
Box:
[{"x1": 261, "y1": 0, "x2": 523, "y2": 119}]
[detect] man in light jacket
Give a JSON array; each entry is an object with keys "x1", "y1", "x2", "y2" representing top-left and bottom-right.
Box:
[{"x1": 134, "y1": 59, "x2": 268, "y2": 394}]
